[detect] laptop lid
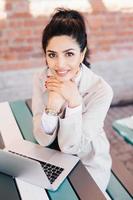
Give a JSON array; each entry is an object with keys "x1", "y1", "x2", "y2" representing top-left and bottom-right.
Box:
[
  {"x1": 0, "y1": 149, "x2": 52, "y2": 190},
  {"x1": 1, "y1": 140, "x2": 79, "y2": 191}
]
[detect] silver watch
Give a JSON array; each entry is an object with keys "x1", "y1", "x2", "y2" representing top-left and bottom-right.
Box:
[{"x1": 45, "y1": 107, "x2": 59, "y2": 116}]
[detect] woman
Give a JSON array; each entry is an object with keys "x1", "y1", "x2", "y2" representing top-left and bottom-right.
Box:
[{"x1": 32, "y1": 8, "x2": 113, "y2": 196}]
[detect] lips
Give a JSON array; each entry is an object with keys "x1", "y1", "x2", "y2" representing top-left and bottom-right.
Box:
[{"x1": 55, "y1": 70, "x2": 70, "y2": 77}]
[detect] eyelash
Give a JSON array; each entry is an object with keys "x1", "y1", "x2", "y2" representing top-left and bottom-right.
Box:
[
  {"x1": 47, "y1": 52, "x2": 74, "y2": 58},
  {"x1": 48, "y1": 53, "x2": 56, "y2": 58},
  {"x1": 66, "y1": 52, "x2": 74, "y2": 57}
]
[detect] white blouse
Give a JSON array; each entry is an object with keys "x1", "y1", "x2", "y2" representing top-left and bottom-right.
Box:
[
  {"x1": 41, "y1": 68, "x2": 82, "y2": 134},
  {"x1": 32, "y1": 64, "x2": 113, "y2": 194}
]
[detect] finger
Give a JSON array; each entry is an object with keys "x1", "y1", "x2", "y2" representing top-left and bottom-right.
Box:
[
  {"x1": 46, "y1": 82, "x2": 60, "y2": 88},
  {"x1": 47, "y1": 78, "x2": 60, "y2": 85},
  {"x1": 47, "y1": 76, "x2": 58, "y2": 80},
  {"x1": 47, "y1": 82, "x2": 60, "y2": 89},
  {"x1": 47, "y1": 76, "x2": 64, "y2": 83},
  {"x1": 47, "y1": 80, "x2": 60, "y2": 85},
  {"x1": 45, "y1": 80, "x2": 59, "y2": 88},
  {"x1": 47, "y1": 86, "x2": 59, "y2": 93}
]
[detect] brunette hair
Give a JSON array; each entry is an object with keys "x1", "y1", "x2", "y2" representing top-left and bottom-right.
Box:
[{"x1": 42, "y1": 8, "x2": 90, "y2": 68}]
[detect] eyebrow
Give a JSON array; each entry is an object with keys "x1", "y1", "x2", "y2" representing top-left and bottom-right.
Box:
[{"x1": 46, "y1": 48, "x2": 75, "y2": 53}]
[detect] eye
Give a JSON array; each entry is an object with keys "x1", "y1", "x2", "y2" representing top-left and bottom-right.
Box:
[
  {"x1": 48, "y1": 53, "x2": 56, "y2": 58},
  {"x1": 66, "y1": 52, "x2": 74, "y2": 57}
]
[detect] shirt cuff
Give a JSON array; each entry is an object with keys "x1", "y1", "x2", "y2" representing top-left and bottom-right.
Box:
[
  {"x1": 41, "y1": 112, "x2": 58, "y2": 134},
  {"x1": 65, "y1": 104, "x2": 82, "y2": 117}
]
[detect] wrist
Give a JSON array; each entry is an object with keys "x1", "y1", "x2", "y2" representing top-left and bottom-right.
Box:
[
  {"x1": 45, "y1": 107, "x2": 60, "y2": 116},
  {"x1": 46, "y1": 103, "x2": 61, "y2": 113}
]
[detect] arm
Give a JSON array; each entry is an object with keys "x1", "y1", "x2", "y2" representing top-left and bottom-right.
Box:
[
  {"x1": 32, "y1": 72, "x2": 57, "y2": 146},
  {"x1": 58, "y1": 81, "x2": 113, "y2": 155}
]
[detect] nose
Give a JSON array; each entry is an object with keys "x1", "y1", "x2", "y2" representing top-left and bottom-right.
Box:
[{"x1": 56, "y1": 56, "x2": 65, "y2": 69}]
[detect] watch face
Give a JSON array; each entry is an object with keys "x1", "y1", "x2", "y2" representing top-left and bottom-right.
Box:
[{"x1": 45, "y1": 107, "x2": 58, "y2": 116}]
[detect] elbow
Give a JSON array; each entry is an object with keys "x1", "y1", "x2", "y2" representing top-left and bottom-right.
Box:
[
  {"x1": 33, "y1": 116, "x2": 55, "y2": 147},
  {"x1": 33, "y1": 127, "x2": 54, "y2": 147},
  {"x1": 59, "y1": 144, "x2": 69, "y2": 154},
  {"x1": 58, "y1": 141, "x2": 79, "y2": 155},
  {"x1": 33, "y1": 129, "x2": 46, "y2": 146}
]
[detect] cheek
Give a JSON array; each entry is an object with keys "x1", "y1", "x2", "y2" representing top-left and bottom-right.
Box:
[
  {"x1": 69, "y1": 63, "x2": 80, "y2": 76},
  {"x1": 70, "y1": 57, "x2": 81, "y2": 69},
  {"x1": 68, "y1": 56, "x2": 80, "y2": 66},
  {"x1": 46, "y1": 58, "x2": 55, "y2": 68}
]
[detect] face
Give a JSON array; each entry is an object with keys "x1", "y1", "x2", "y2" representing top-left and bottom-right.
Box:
[{"x1": 45, "y1": 35, "x2": 86, "y2": 81}]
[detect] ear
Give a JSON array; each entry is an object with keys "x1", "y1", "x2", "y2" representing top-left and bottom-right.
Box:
[{"x1": 80, "y1": 47, "x2": 87, "y2": 63}]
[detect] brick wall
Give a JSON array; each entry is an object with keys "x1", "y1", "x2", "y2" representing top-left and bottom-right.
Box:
[
  {"x1": 0, "y1": 0, "x2": 48, "y2": 71},
  {"x1": 87, "y1": 12, "x2": 133, "y2": 61},
  {"x1": 0, "y1": 0, "x2": 133, "y2": 71}
]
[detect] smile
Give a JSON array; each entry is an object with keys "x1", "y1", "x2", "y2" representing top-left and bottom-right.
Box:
[{"x1": 55, "y1": 70, "x2": 70, "y2": 77}]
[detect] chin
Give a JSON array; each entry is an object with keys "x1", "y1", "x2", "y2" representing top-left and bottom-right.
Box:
[{"x1": 57, "y1": 76, "x2": 69, "y2": 82}]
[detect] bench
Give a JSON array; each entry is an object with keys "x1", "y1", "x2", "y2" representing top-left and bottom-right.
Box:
[
  {"x1": 25, "y1": 99, "x2": 133, "y2": 200},
  {"x1": 0, "y1": 100, "x2": 107, "y2": 200},
  {"x1": 104, "y1": 102, "x2": 133, "y2": 199},
  {"x1": 1, "y1": 99, "x2": 132, "y2": 199},
  {"x1": 107, "y1": 150, "x2": 133, "y2": 199},
  {"x1": 112, "y1": 118, "x2": 133, "y2": 145}
]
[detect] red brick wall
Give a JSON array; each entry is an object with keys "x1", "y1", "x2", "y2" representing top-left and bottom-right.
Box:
[{"x1": 0, "y1": 0, "x2": 133, "y2": 71}]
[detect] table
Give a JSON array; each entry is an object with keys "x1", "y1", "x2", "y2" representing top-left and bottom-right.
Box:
[
  {"x1": 0, "y1": 100, "x2": 106, "y2": 200},
  {"x1": 113, "y1": 117, "x2": 133, "y2": 145}
]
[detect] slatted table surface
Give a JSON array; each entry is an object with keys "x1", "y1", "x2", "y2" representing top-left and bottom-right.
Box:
[{"x1": 0, "y1": 100, "x2": 106, "y2": 200}]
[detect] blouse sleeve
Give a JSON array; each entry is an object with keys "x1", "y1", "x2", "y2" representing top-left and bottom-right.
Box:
[
  {"x1": 41, "y1": 112, "x2": 58, "y2": 134},
  {"x1": 32, "y1": 72, "x2": 58, "y2": 146}
]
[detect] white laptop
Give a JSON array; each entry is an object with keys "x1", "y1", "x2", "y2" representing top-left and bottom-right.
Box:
[{"x1": 0, "y1": 139, "x2": 79, "y2": 191}]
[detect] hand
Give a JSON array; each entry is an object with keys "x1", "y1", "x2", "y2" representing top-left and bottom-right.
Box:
[
  {"x1": 46, "y1": 76, "x2": 82, "y2": 108},
  {"x1": 47, "y1": 91, "x2": 65, "y2": 113}
]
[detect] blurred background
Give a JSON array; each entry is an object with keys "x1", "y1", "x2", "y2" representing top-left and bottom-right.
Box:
[
  {"x1": 0, "y1": 0, "x2": 133, "y2": 179},
  {"x1": 0, "y1": 0, "x2": 133, "y2": 103}
]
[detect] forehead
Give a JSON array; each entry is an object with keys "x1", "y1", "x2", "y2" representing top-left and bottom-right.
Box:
[{"x1": 46, "y1": 35, "x2": 80, "y2": 51}]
